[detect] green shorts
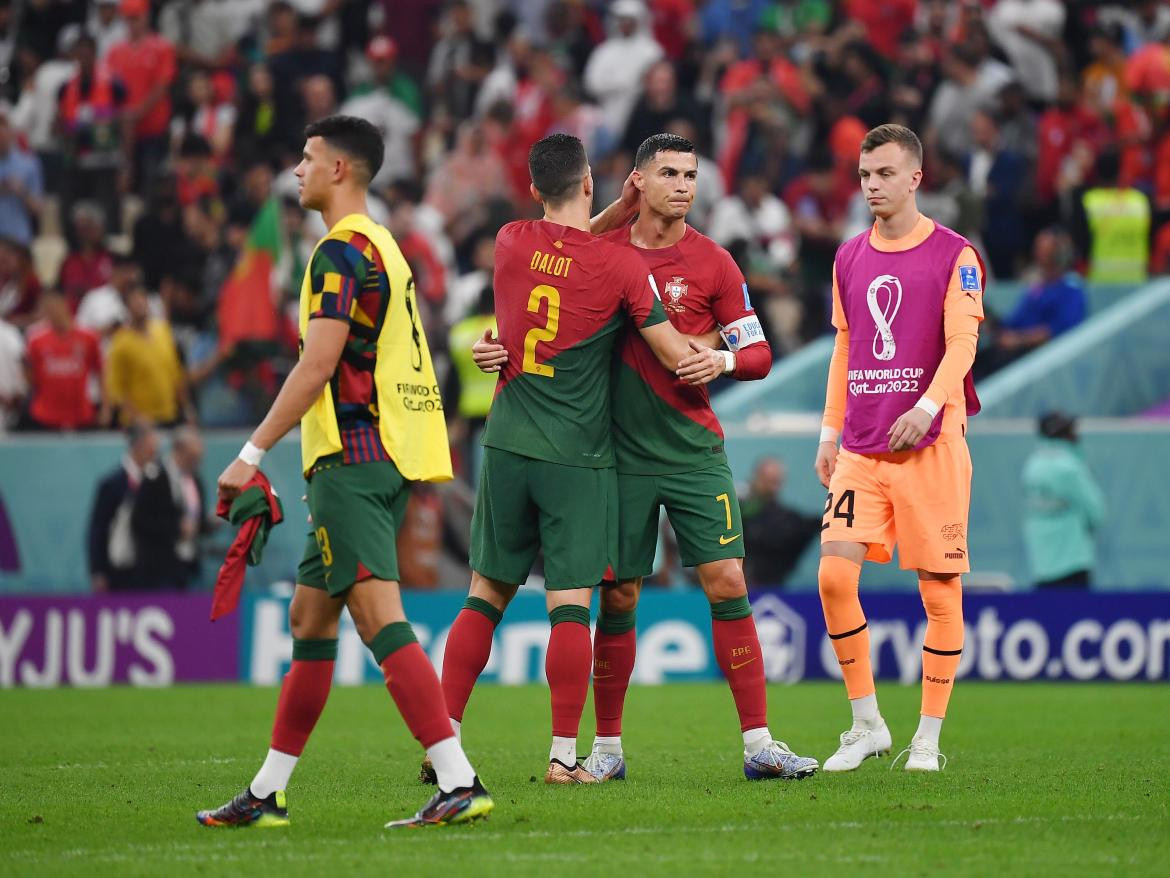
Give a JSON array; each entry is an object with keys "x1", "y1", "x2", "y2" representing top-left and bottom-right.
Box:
[
  {"x1": 471, "y1": 446, "x2": 617, "y2": 589},
  {"x1": 616, "y1": 463, "x2": 745, "y2": 579},
  {"x1": 298, "y1": 455, "x2": 411, "y2": 596}
]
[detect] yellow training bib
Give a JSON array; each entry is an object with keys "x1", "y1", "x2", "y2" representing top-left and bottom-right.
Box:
[{"x1": 298, "y1": 213, "x2": 452, "y2": 482}]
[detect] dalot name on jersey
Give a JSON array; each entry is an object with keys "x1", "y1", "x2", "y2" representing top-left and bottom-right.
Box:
[{"x1": 529, "y1": 249, "x2": 574, "y2": 279}]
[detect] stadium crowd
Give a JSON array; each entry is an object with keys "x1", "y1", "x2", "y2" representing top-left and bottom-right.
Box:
[
  {"x1": 2, "y1": 2, "x2": 1169, "y2": 520},
  {"x1": 2, "y1": 0, "x2": 1170, "y2": 437}
]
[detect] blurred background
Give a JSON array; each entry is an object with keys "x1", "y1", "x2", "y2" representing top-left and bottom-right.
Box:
[{"x1": 0, "y1": 0, "x2": 1168, "y2": 605}]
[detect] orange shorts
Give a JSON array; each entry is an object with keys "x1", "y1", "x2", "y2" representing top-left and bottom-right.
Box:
[{"x1": 820, "y1": 439, "x2": 972, "y2": 573}]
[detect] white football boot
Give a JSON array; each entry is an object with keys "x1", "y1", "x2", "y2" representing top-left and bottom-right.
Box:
[
  {"x1": 897, "y1": 735, "x2": 946, "y2": 772},
  {"x1": 822, "y1": 718, "x2": 893, "y2": 772}
]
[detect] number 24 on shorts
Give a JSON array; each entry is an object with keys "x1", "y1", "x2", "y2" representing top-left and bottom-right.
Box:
[{"x1": 822, "y1": 489, "x2": 856, "y2": 531}]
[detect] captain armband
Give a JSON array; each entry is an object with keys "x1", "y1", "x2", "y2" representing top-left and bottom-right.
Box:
[{"x1": 719, "y1": 315, "x2": 766, "y2": 352}]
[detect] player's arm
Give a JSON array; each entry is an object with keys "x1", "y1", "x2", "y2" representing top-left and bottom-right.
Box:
[
  {"x1": 637, "y1": 312, "x2": 708, "y2": 374},
  {"x1": 469, "y1": 324, "x2": 725, "y2": 376},
  {"x1": 682, "y1": 256, "x2": 773, "y2": 383},
  {"x1": 589, "y1": 170, "x2": 639, "y2": 235},
  {"x1": 217, "y1": 240, "x2": 363, "y2": 500},
  {"x1": 619, "y1": 258, "x2": 713, "y2": 375},
  {"x1": 816, "y1": 266, "x2": 848, "y2": 488},
  {"x1": 887, "y1": 248, "x2": 984, "y2": 452}
]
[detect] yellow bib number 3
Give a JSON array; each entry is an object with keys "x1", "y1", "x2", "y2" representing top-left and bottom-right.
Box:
[{"x1": 523, "y1": 284, "x2": 560, "y2": 378}]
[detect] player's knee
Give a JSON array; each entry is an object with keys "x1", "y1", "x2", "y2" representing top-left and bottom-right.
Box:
[
  {"x1": 818, "y1": 556, "x2": 860, "y2": 604},
  {"x1": 919, "y1": 575, "x2": 962, "y2": 624},
  {"x1": 701, "y1": 566, "x2": 747, "y2": 604},
  {"x1": 289, "y1": 597, "x2": 336, "y2": 640},
  {"x1": 601, "y1": 581, "x2": 639, "y2": 614},
  {"x1": 347, "y1": 608, "x2": 378, "y2": 644},
  {"x1": 469, "y1": 571, "x2": 515, "y2": 611}
]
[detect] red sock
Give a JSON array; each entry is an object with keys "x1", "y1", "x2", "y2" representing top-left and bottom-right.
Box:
[
  {"x1": 381, "y1": 644, "x2": 453, "y2": 748},
  {"x1": 270, "y1": 639, "x2": 337, "y2": 756},
  {"x1": 441, "y1": 599, "x2": 501, "y2": 722},
  {"x1": 593, "y1": 612, "x2": 636, "y2": 737},
  {"x1": 711, "y1": 600, "x2": 768, "y2": 732},
  {"x1": 547, "y1": 607, "x2": 592, "y2": 738}
]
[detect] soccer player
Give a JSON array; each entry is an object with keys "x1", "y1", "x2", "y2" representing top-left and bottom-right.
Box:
[
  {"x1": 814, "y1": 124, "x2": 984, "y2": 772},
  {"x1": 439, "y1": 133, "x2": 705, "y2": 784},
  {"x1": 473, "y1": 134, "x2": 820, "y2": 783},
  {"x1": 197, "y1": 115, "x2": 493, "y2": 829}
]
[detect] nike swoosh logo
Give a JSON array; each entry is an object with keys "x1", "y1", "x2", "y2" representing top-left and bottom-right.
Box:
[
  {"x1": 719, "y1": 533, "x2": 742, "y2": 545},
  {"x1": 593, "y1": 673, "x2": 614, "y2": 679},
  {"x1": 730, "y1": 657, "x2": 757, "y2": 670}
]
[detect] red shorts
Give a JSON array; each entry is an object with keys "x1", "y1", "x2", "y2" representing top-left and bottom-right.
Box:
[{"x1": 820, "y1": 438, "x2": 972, "y2": 573}]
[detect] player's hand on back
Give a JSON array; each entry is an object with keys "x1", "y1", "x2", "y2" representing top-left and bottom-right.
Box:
[
  {"x1": 814, "y1": 441, "x2": 838, "y2": 488},
  {"x1": 887, "y1": 406, "x2": 933, "y2": 452},
  {"x1": 676, "y1": 339, "x2": 727, "y2": 385},
  {"x1": 472, "y1": 328, "x2": 508, "y2": 373}
]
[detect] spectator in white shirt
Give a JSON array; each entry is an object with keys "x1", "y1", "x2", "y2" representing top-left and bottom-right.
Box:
[
  {"x1": 988, "y1": 0, "x2": 1066, "y2": 104},
  {"x1": 583, "y1": 0, "x2": 664, "y2": 137}
]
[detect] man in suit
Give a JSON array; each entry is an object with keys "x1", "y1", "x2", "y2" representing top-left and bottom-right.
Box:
[
  {"x1": 132, "y1": 425, "x2": 208, "y2": 589},
  {"x1": 87, "y1": 421, "x2": 159, "y2": 591}
]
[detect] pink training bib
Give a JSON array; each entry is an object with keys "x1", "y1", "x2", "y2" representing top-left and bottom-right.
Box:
[{"x1": 835, "y1": 222, "x2": 982, "y2": 454}]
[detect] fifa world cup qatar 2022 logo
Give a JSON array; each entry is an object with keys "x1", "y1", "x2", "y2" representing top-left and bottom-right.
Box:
[{"x1": 866, "y1": 274, "x2": 903, "y2": 361}]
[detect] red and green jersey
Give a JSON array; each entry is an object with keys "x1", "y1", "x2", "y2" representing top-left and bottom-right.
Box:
[
  {"x1": 602, "y1": 225, "x2": 768, "y2": 475},
  {"x1": 483, "y1": 220, "x2": 666, "y2": 468},
  {"x1": 307, "y1": 230, "x2": 393, "y2": 466}
]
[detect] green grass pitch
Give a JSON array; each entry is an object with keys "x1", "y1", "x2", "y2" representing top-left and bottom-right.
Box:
[{"x1": 2, "y1": 682, "x2": 1167, "y2": 876}]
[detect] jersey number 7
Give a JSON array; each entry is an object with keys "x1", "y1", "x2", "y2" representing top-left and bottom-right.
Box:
[{"x1": 523, "y1": 284, "x2": 561, "y2": 378}]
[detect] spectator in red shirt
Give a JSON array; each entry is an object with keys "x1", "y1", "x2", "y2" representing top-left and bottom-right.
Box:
[
  {"x1": 783, "y1": 150, "x2": 851, "y2": 340},
  {"x1": 717, "y1": 27, "x2": 810, "y2": 187},
  {"x1": 844, "y1": 0, "x2": 917, "y2": 60},
  {"x1": 58, "y1": 201, "x2": 114, "y2": 311},
  {"x1": 24, "y1": 290, "x2": 104, "y2": 430},
  {"x1": 649, "y1": 0, "x2": 695, "y2": 61},
  {"x1": 1036, "y1": 76, "x2": 1105, "y2": 208},
  {"x1": 105, "y1": 0, "x2": 177, "y2": 192}
]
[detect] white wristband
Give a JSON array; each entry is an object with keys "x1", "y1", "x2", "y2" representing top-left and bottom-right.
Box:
[
  {"x1": 914, "y1": 396, "x2": 941, "y2": 419},
  {"x1": 819, "y1": 426, "x2": 839, "y2": 444},
  {"x1": 721, "y1": 350, "x2": 736, "y2": 374},
  {"x1": 238, "y1": 441, "x2": 266, "y2": 466}
]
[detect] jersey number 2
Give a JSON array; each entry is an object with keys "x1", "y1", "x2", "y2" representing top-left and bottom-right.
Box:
[{"x1": 523, "y1": 284, "x2": 560, "y2": 378}]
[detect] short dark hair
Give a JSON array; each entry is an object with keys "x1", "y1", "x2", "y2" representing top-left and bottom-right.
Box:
[
  {"x1": 860, "y1": 123, "x2": 923, "y2": 167},
  {"x1": 635, "y1": 133, "x2": 695, "y2": 169},
  {"x1": 304, "y1": 115, "x2": 384, "y2": 185},
  {"x1": 1039, "y1": 411, "x2": 1077, "y2": 442},
  {"x1": 528, "y1": 133, "x2": 587, "y2": 205}
]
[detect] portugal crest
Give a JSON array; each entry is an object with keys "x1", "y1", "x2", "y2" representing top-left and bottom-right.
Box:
[{"x1": 664, "y1": 276, "x2": 688, "y2": 312}]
